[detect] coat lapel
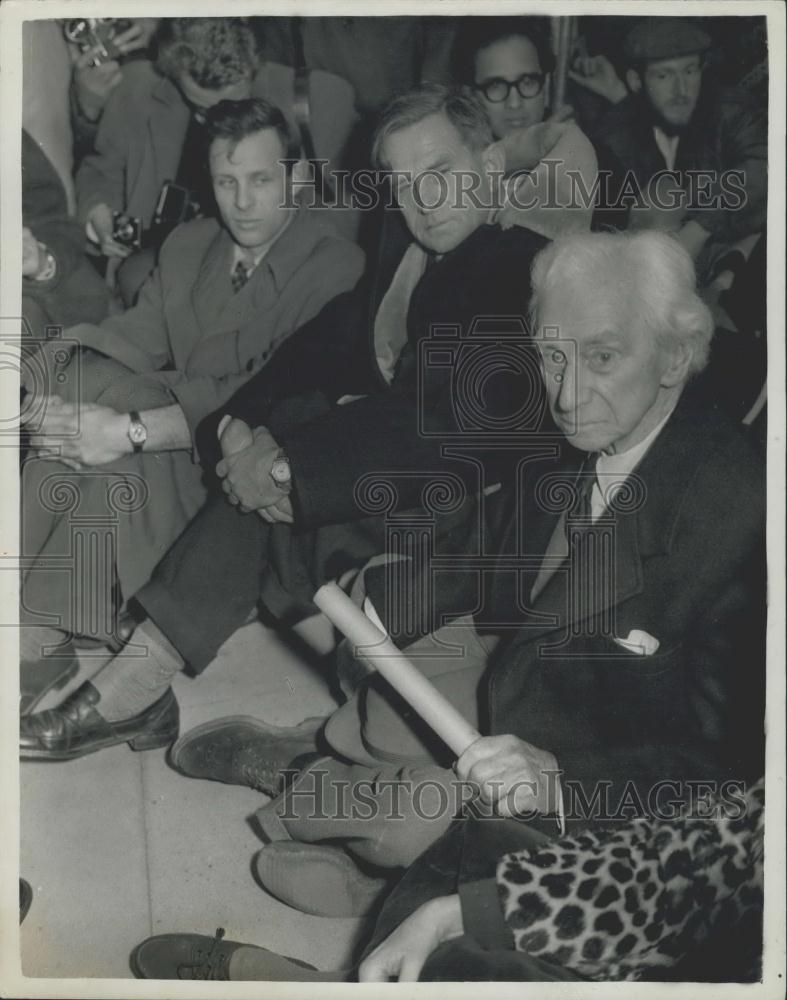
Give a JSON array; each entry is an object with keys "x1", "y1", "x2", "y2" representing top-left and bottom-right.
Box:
[
  {"x1": 190, "y1": 228, "x2": 235, "y2": 335},
  {"x1": 513, "y1": 389, "x2": 715, "y2": 646}
]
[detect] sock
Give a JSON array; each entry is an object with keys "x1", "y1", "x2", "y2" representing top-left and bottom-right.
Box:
[
  {"x1": 20, "y1": 626, "x2": 71, "y2": 663},
  {"x1": 90, "y1": 619, "x2": 184, "y2": 722}
]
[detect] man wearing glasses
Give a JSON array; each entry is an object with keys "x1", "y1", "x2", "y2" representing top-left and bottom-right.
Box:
[
  {"x1": 451, "y1": 16, "x2": 554, "y2": 138},
  {"x1": 451, "y1": 16, "x2": 601, "y2": 236}
]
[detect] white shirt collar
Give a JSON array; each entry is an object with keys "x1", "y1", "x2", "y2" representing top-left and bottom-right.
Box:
[
  {"x1": 590, "y1": 404, "x2": 677, "y2": 520},
  {"x1": 653, "y1": 126, "x2": 680, "y2": 171}
]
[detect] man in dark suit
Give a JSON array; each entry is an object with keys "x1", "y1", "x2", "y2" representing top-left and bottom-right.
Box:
[
  {"x1": 186, "y1": 229, "x2": 764, "y2": 919},
  {"x1": 20, "y1": 85, "x2": 549, "y2": 760},
  {"x1": 128, "y1": 228, "x2": 766, "y2": 977}
]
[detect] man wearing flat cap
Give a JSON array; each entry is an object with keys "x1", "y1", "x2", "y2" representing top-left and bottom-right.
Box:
[{"x1": 572, "y1": 17, "x2": 767, "y2": 280}]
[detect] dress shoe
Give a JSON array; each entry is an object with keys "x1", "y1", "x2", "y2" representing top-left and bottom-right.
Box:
[
  {"x1": 106, "y1": 609, "x2": 141, "y2": 654},
  {"x1": 20, "y1": 879, "x2": 32, "y2": 923},
  {"x1": 131, "y1": 927, "x2": 323, "y2": 981},
  {"x1": 20, "y1": 682, "x2": 179, "y2": 761},
  {"x1": 254, "y1": 842, "x2": 391, "y2": 917},
  {"x1": 20, "y1": 649, "x2": 79, "y2": 716},
  {"x1": 169, "y1": 715, "x2": 325, "y2": 795}
]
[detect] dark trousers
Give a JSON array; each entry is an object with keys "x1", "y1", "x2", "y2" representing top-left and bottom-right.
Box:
[{"x1": 136, "y1": 492, "x2": 390, "y2": 673}]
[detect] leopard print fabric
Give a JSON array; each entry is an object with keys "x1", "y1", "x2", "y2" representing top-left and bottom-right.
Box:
[{"x1": 496, "y1": 778, "x2": 764, "y2": 980}]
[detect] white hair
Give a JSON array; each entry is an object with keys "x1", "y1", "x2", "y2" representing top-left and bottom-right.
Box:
[{"x1": 529, "y1": 230, "x2": 714, "y2": 375}]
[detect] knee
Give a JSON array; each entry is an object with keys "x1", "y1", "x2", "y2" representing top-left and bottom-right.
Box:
[{"x1": 349, "y1": 779, "x2": 457, "y2": 869}]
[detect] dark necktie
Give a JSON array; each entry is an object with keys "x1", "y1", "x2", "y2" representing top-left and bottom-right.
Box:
[
  {"x1": 571, "y1": 452, "x2": 600, "y2": 525},
  {"x1": 232, "y1": 259, "x2": 251, "y2": 294}
]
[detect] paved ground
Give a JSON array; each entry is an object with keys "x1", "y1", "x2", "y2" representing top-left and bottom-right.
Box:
[{"x1": 20, "y1": 616, "x2": 366, "y2": 979}]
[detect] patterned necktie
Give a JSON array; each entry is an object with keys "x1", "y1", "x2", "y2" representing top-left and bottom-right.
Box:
[{"x1": 232, "y1": 259, "x2": 251, "y2": 294}]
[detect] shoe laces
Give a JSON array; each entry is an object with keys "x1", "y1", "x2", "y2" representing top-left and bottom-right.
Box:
[{"x1": 178, "y1": 927, "x2": 230, "y2": 980}]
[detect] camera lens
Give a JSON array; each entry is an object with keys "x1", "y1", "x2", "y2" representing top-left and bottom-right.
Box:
[{"x1": 63, "y1": 19, "x2": 90, "y2": 42}]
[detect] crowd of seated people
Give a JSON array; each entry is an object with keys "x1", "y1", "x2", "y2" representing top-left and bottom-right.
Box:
[{"x1": 18, "y1": 13, "x2": 769, "y2": 984}]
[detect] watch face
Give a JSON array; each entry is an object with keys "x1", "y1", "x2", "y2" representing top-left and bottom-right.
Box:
[
  {"x1": 271, "y1": 458, "x2": 291, "y2": 485},
  {"x1": 129, "y1": 421, "x2": 147, "y2": 445}
]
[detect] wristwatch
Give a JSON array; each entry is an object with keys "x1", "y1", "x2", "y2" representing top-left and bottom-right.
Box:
[
  {"x1": 270, "y1": 450, "x2": 292, "y2": 492},
  {"x1": 127, "y1": 411, "x2": 148, "y2": 453}
]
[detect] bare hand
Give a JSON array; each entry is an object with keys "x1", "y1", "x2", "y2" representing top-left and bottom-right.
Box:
[
  {"x1": 22, "y1": 228, "x2": 42, "y2": 278},
  {"x1": 73, "y1": 52, "x2": 123, "y2": 122},
  {"x1": 216, "y1": 425, "x2": 284, "y2": 513},
  {"x1": 569, "y1": 54, "x2": 627, "y2": 105},
  {"x1": 26, "y1": 400, "x2": 130, "y2": 467},
  {"x1": 86, "y1": 203, "x2": 132, "y2": 259},
  {"x1": 111, "y1": 20, "x2": 158, "y2": 56},
  {"x1": 218, "y1": 414, "x2": 254, "y2": 457},
  {"x1": 455, "y1": 734, "x2": 559, "y2": 818},
  {"x1": 257, "y1": 494, "x2": 294, "y2": 524},
  {"x1": 358, "y1": 895, "x2": 463, "y2": 982}
]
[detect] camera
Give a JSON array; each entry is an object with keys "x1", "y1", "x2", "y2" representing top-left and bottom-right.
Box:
[
  {"x1": 63, "y1": 18, "x2": 133, "y2": 66},
  {"x1": 152, "y1": 182, "x2": 201, "y2": 232},
  {"x1": 111, "y1": 212, "x2": 142, "y2": 252},
  {"x1": 417, "y1": 316, "x2": 555, "y2": 441}
]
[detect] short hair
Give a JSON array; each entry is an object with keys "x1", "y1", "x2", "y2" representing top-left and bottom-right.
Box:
[
  {"x1": 451, "y1": 16, "x2": 556, "y2": 85},
  {"x1": 529, "y1": 231, "x2": 714, "y2": 376},
  {"x1": 371, "y1": 83, "x2": 493, "y2": 170},
  {"x1": 205, "y1": 98, "x2": 301, "y2": 163},
  {"x1": 156, "y1": 18, "x2": 258, "y2": 90}
]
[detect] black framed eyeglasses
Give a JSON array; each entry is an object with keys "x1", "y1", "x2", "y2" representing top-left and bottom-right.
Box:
[{"x1": 475, "y1": 73, "x2": 546, "y2": 103}]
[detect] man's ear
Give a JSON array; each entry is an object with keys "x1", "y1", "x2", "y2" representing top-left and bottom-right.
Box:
[
  {"x1": 626, "y1": 68, "x2": 642, "y2": 94},
  {"x1": 660, "y1": 340, "x2": 693, "y2": 388}
]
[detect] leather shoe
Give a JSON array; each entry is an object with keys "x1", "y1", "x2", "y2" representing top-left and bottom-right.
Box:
[
  {"x1": 130, "y1": 927, "x2": 322, "y2": 981},
  {"x1": 20, "y1": 682, "x2": 179, "y2": 760},
  {"x1": 169, "y1": 715, "x2": 325, "y2": 795},
  {"x1": 21, "y1": 649, "x2": 79, "y2": 716},
  {"x1": 106, "y1": 609, "x2": 141, "y2": 654},
  {"x1": 254, "y1": 842, "x2": 391, "y2": 917}
]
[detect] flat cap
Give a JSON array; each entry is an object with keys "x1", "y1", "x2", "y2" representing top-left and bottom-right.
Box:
[{"x1": 623, "y1": 17, "x2": 712, "y2": 63}]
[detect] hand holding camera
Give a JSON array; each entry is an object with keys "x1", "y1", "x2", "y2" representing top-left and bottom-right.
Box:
[
  {"x1": 86, "y1": 203, "x2": 136, "y2": 258},
  {"x1": 73, "y1": 51, "x2": 123, "y2": 123},
  {"x1": 67, "y1": 18, "x2": 158, "y2": 122}
]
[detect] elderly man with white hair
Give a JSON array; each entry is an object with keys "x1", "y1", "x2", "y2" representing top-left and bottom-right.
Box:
[{"x1": 131, "y1": 230, "x2": 766, "y2": 979}]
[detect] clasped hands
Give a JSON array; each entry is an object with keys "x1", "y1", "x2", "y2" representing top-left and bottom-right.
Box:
[{"x1": 216, "y1": 416, "x2": 293, "y2": 523}]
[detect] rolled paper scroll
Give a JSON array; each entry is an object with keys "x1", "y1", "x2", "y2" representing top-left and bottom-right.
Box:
[{"x1": 313, "y1": 581, "x2": 481, "y2": 757}]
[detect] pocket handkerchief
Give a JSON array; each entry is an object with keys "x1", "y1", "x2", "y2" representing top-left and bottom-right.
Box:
[{"x1": 613, "y1": 629, "x2": 660, "y2": 656}]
